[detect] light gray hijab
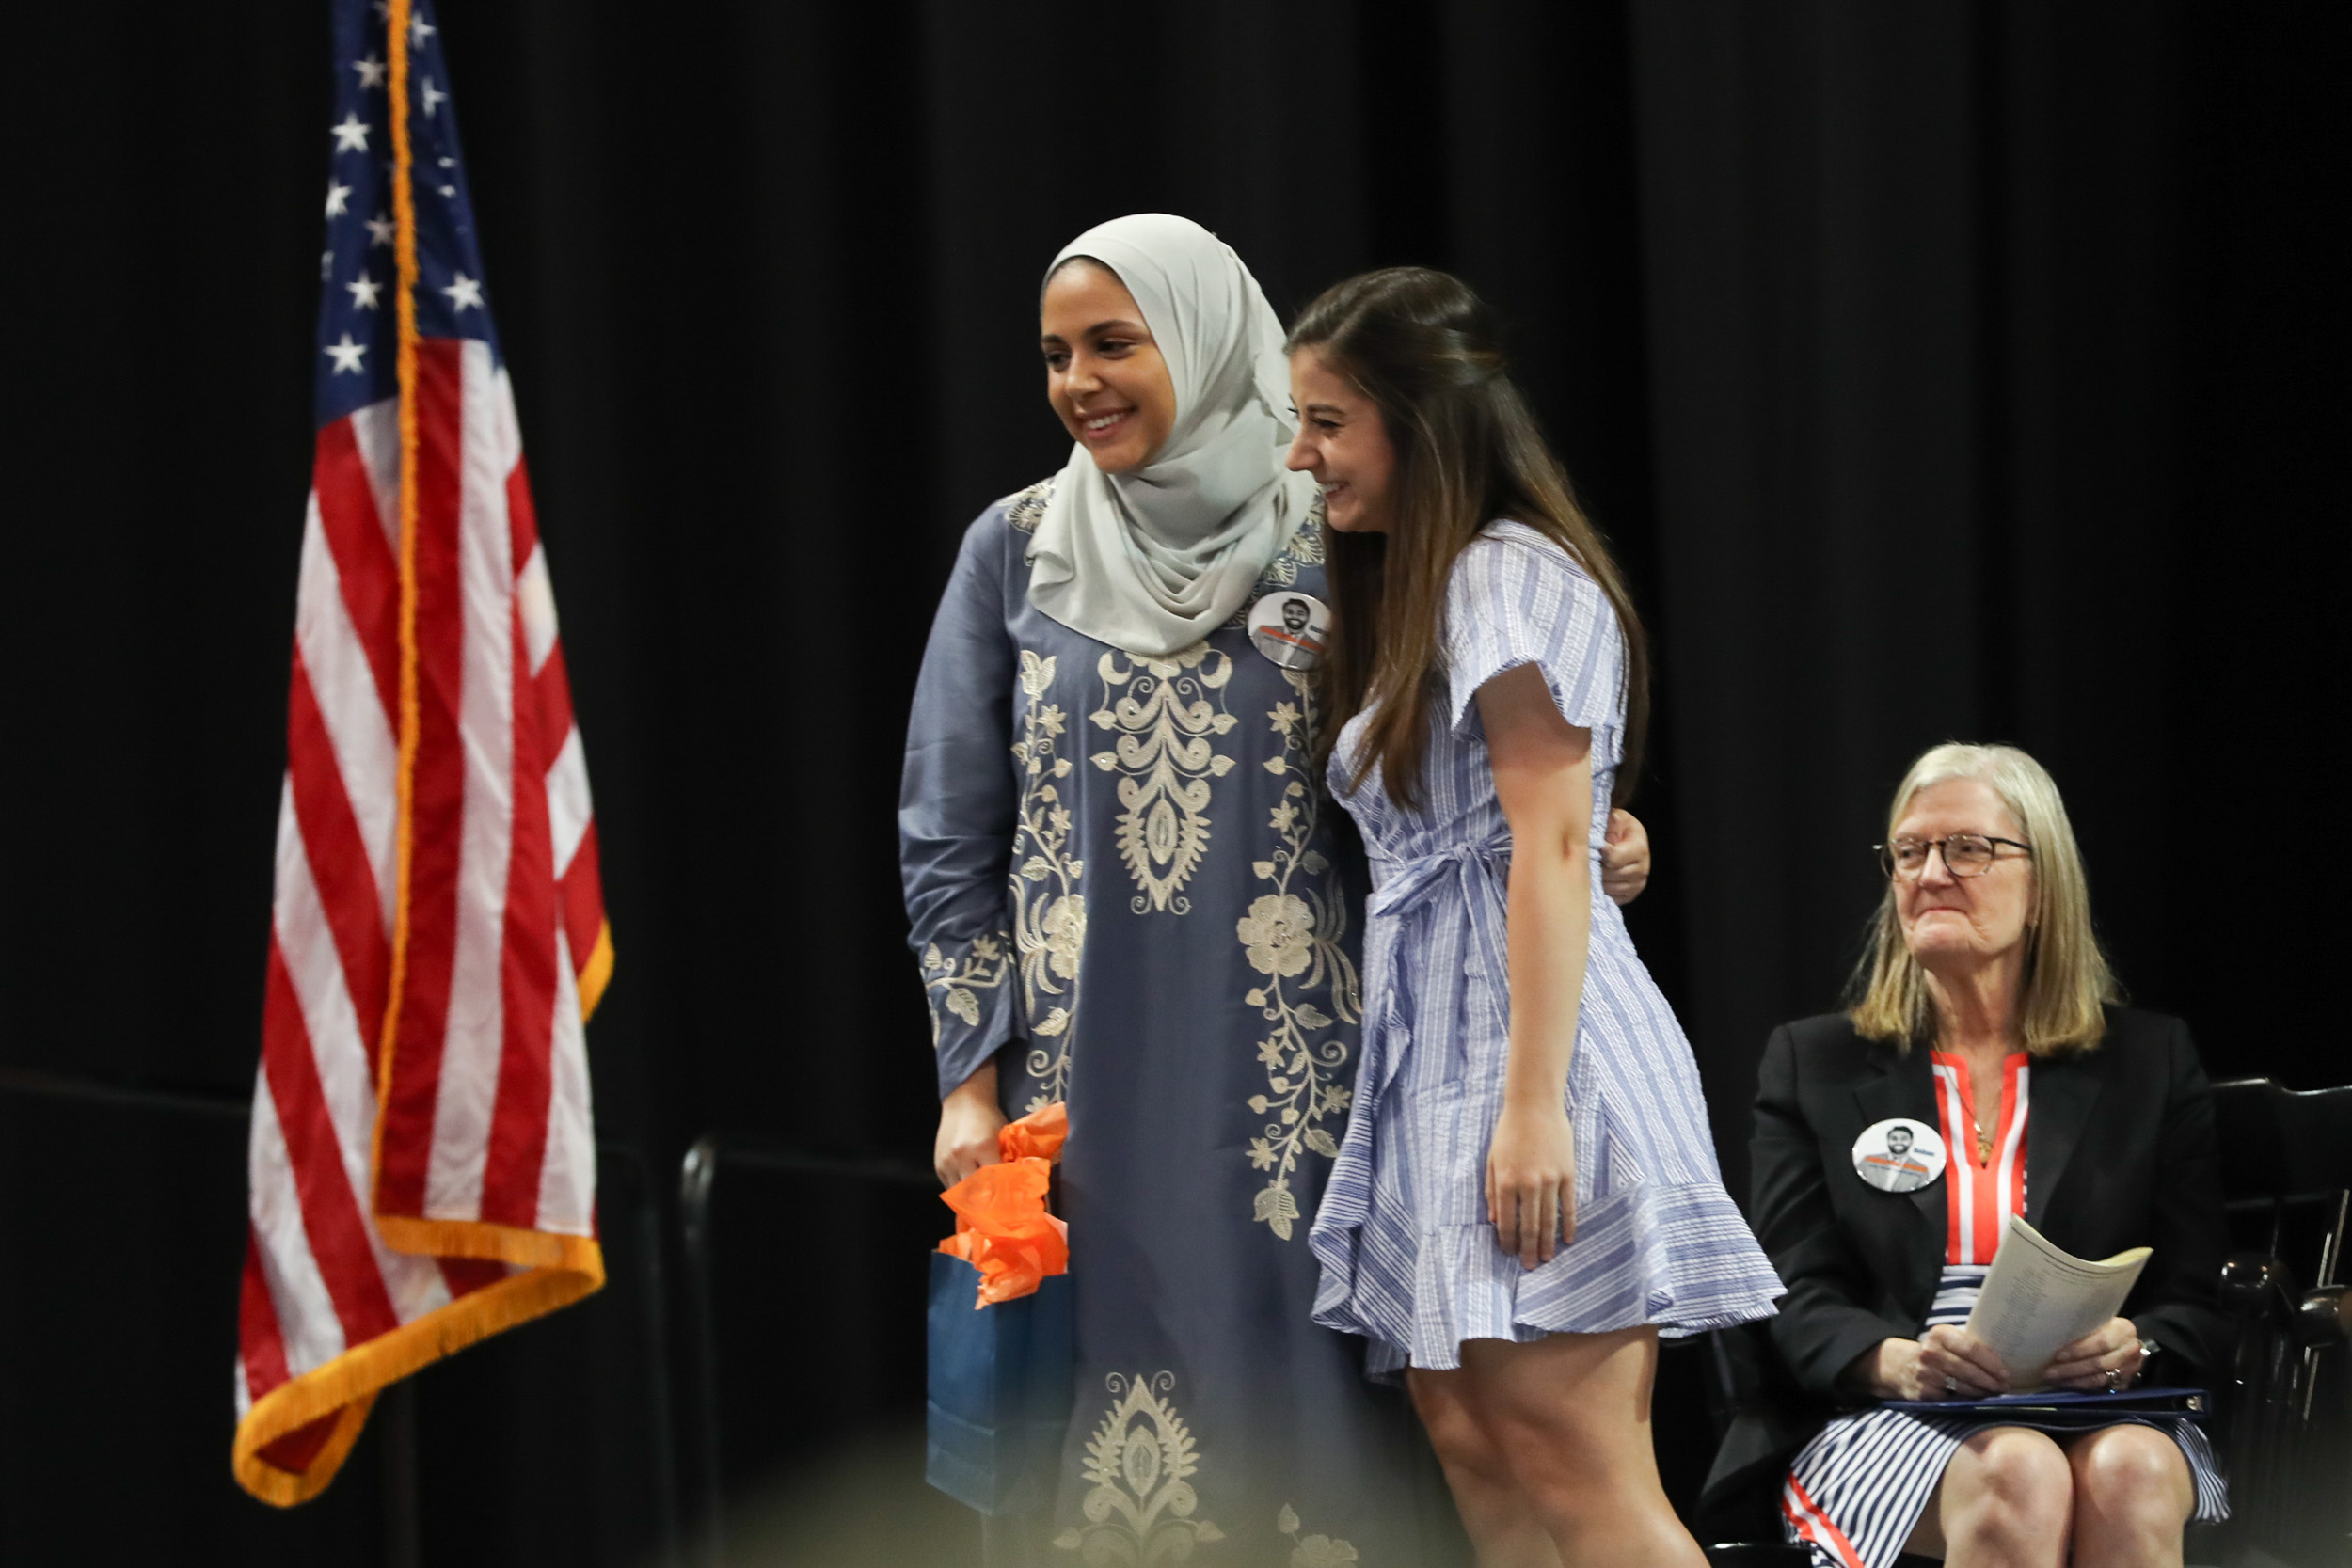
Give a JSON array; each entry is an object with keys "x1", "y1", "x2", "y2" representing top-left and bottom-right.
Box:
[{"x1": 1026, "y1": 214, "x2": 1313, "y2": 657}]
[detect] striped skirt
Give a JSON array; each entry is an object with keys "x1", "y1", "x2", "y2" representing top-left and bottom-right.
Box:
[{"x1": 1781, "y1": 1269, "x2": 2227, "y2": 1568}]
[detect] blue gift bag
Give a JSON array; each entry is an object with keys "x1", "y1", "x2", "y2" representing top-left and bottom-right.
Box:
[{"x1": 925, "y1": 1251, "x2": 1074, "y2": 1514}]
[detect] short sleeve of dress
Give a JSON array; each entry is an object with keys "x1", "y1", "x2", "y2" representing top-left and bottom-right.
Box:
[{"x1": 1442, "y1": 522, "x2": 1625, "y2": 761}]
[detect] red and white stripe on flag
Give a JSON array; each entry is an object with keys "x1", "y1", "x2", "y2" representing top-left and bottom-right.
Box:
[{"x1": 232, "y1": 341, "x2": 612, "y2": 1504}]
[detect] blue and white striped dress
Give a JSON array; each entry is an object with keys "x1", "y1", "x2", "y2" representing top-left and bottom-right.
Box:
[
  {"x1": 1307, "y1": 521, "x2": 1783, "y2": 1374},
  {"x1": 1783, "y1": 1266, "x2": 2229, "y2": 1567}
]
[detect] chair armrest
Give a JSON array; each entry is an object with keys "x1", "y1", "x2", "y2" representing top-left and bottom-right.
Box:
[
  {"x1": 2220, "y1": 1252, "x2": 2299, "y2": 1325},
  {"x1": 2295, "y1": 1284, "x2": 2349, "y2": 1348}
]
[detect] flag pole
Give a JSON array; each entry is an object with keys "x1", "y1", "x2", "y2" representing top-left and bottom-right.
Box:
[{"x1": 373, "y1": 0, "x2": 421, "y2": 1209}]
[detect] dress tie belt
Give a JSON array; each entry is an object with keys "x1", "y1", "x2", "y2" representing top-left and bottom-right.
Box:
[
  {"x1": 1359, "y1": 839, "x2": 1515, "y2": 1102},
  {"x1": 1366, "y1": 838, "x2": 1509, "y2": 921}
]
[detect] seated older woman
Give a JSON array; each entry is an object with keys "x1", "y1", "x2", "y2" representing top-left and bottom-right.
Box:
[{"x1": 1705, "y1": 742, "x2": 2230, "y2": 1568}]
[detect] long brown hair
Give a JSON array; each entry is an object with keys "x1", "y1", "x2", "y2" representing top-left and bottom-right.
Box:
[{"x1": 1288, "y1": 267, "x2": 1649, "y2": 810}]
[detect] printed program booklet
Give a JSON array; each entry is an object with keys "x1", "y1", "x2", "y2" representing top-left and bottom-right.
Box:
[{"x1": 1965, "y1": 1215, "x2": 2151, "y2": 1391}]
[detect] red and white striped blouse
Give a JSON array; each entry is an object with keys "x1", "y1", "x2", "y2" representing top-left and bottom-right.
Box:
[{"x1": 1929, "y1": 1051, "x2": 2029, "y2": 1264}]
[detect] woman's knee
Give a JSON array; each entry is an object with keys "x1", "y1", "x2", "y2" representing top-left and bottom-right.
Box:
[
  {"x1": 1949, "y1": 1427, "x2": 2074, "y2": 1535},
  {"x1": 1428, "y1": 1412, "x2": 1515, "y2": 1484},
  {"x1": 2071, "y1": 1426, "x2": 2192, "y2": 1528},
  {"x1": 1409, "y1": 1370, "x2": 1513, "y2": 1481}
]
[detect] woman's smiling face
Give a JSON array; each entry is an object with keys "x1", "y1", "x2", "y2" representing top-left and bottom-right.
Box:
[
  {"x1": 1284, "y1": 347, "x2": 1396, "y2": 533},
  {"x1": 1040, "y1": 260, "x2": 1177, "y2": 475}
]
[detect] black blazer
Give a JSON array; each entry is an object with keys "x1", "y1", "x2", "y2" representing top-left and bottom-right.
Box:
[{"x1": 1702, "y1": 1006, "x2": 2231, "y2": 1510}]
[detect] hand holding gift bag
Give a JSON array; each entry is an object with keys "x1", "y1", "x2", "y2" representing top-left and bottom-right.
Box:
[{"x1": 927, "y1": 1103, "x2": 1072, "y2": 1513}]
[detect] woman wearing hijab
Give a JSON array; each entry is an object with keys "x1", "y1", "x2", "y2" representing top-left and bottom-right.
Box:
[{"x1": 902, "y1": 214, "x2": 1651, "y2": 1564}]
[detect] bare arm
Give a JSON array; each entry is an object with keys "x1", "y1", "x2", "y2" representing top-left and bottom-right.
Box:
[{"x1": 1478, "y1": 662, "x2": 1594, "y2": 1269}]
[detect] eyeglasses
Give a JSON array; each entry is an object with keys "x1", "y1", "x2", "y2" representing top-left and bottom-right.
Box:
[{"x1": 1875, "y1": 833, "x2": 2032, "y2": 881}]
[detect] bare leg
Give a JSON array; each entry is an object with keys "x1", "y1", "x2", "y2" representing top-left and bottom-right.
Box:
[
  {"x1": 1902, "y1": 1425, "x2": 2071, "y2": 1568},
  {"x1": 1408, "y1": 1367, "x2": 1563, "y2": 1568},
  {"x1": 2065, "y1": 1425, "x2": 2192, "y2": 1568},
  {"x1": 1446, "y1": 1328, "x2": 1705, "y2": 1568}
]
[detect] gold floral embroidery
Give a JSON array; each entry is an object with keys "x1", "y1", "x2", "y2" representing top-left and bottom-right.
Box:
[
  {"x1": 921, "y1": 933, "x2": 1009, "y2": 1042},
  {"x1": 1089, "y1": 646, "x2": 1238, "y2": 916},
  {"x1": 1004, "y1": 476, "x2": 1053, "y2": 534},
  {"x1": 1276, "y1": 1505, "x2": 1359, "y2": 1567},
  {"x1": 1011, "y1": 649, "x2": 1085, "y2": 1109},
  {"x1": 1266, "y1": 506, "x2": 1327, "y2": 575},
  {"x1": 1054, "y1": 1372, "x2": 1225, "y2": 1562},
  {"x1": 1240, "y1": 669, "x2": 1360, "y2": 1239}
]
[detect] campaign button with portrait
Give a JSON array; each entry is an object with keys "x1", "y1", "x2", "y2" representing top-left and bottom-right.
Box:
[
  {"x1": 1851, "y1": 1117, "x2": 1947, "y2": 1193},
  {"x1": 1247, "y1": 590, "x2": 1330, "y2": 672}
]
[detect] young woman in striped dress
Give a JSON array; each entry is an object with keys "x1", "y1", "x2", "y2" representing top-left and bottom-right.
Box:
[{"x1": 1287, "y1": 266, "x2": 1784, "y2": 1565}]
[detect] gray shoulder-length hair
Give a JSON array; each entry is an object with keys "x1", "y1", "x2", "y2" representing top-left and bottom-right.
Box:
[{"x1": 1848, "y1": 742, "x2": 2120, "y2": 1053}]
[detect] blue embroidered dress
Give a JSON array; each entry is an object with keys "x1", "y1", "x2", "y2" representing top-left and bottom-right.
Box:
[
  {"x1": 902, "y1": 480, "x2": 1447, "y2": 1563},
  {"x1": 1309, "y1": 522, "x2": 1783, "y2": 1373}
]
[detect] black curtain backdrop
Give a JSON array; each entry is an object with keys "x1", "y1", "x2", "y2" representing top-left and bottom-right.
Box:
[
  {"x1": 1630, "y1": 0, "x2": 2352, "y2": 1200},
  {"x1": 4, "y1": 2, "x2": 2344, "y2": 1563}
]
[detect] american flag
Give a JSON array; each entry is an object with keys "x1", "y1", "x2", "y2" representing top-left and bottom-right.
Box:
[{"x1": 233, "y1": 0, "x2": 611, "y2": 1504}]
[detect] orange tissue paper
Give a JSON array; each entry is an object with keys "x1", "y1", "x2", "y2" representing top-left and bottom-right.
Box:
[
  {"x1": 996, "y1": 1100, "x2": 1068, "y2": 1164},
  {"x1": 936, "y1": 1103, "x2": 1070, "y2": 1307}
]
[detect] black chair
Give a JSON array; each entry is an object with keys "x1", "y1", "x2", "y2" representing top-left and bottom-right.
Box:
[
  {"x1": 1694, "y1": 1079, "x2": 2352, "y2": 1568},
  {"x1": 2208, "y1": 1077, "x2": 2352, "y2": 1568}
]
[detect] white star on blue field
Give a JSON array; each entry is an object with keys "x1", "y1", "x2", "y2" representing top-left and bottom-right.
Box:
[{"x1": 313, "y1": 0, "x2": 502, "y2": 429}]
